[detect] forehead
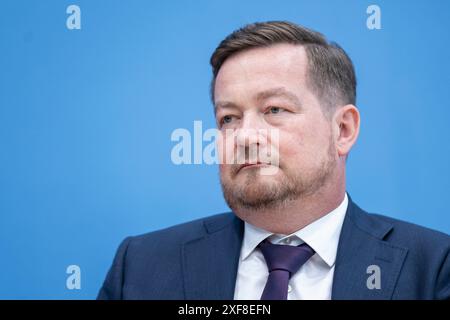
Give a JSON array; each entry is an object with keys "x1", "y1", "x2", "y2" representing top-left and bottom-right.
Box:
[{"x1": 214, "y1": 44, "x2": 309, "y2": 102}]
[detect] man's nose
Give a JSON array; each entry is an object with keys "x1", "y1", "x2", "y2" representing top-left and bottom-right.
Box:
[{"x1": 235, "y1": 113, "x2": 267, "y2": 148}]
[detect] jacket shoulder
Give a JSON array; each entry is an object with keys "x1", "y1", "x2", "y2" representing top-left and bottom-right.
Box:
[
  {"x1": 127, "y1": 212, "x2": 236, "y2": 251},
  {"x1": 347, "y1": 199, "x2": 449, "y2": 248},
  {"x1": 97, "y1": 212, "x2": 237, "y2": 299},
  {"x1": 368, "y1": 211, "x2": 450, "y2": 247}
]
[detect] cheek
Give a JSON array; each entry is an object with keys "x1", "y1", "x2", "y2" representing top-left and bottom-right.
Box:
[
  {"x1": 275, "y1": 131, "x2": 304, "y2": 168},
  {"x1": 277, "y1": 125, "x2": 330, "y2": 165}
]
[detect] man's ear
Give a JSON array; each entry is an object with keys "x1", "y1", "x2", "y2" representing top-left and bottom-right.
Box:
[{"x1": 333, "y1": 104, "x2": 360, "y2": 157}]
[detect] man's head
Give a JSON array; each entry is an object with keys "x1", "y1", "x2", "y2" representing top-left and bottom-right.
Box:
[{"x1": 210, "y1": 21, "x2": 360, "y2": 214}]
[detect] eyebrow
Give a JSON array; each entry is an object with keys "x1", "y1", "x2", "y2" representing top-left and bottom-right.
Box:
[
  {"x1": 214, "y1": 101, "x2": 239, "y2": 115},
  {"x1": 214, "y1": 87, "x2": 302, "y2": 114},
  {"x1": 255, "y1": 87, "x2": 301, "y2": 105}
]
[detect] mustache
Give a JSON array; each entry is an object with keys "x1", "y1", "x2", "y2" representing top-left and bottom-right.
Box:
[
  {"x1": 226, "y1": 145, "x2": 280, "y2": 174},
  {"x1": 237, "y1": 145, "x2": 277, "y2": 162}
]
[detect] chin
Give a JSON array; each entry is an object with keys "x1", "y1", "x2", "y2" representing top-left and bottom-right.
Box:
[{"x1": 242, "y1": 174, "x2": 282, "y2": 192}]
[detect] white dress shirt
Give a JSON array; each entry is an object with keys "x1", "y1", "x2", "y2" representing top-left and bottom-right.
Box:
[{"x1": 233, "y1": 193, "x2": 348, "y2": 300}]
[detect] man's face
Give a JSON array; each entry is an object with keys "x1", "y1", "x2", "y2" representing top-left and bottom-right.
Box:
[{"x1": 214, "y1": 44, "x2": 338, "y2": 212}]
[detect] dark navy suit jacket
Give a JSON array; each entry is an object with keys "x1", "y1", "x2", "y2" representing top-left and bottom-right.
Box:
[{"x1": 97, "y1": 197, "x2": 450, "y2": 299}]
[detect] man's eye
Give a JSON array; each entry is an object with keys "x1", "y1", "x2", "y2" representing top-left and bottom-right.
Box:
[
  {"x1": 221, "y1": 115, "x2": 234, "y2": 124},
  {"x1": 267, "y1": 106, "x2": 282, "y2": 114}
]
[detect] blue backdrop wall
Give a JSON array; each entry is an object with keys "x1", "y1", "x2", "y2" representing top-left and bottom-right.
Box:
[{"x1": 1, "y1": 0, "x2": 449, "y2": 299}]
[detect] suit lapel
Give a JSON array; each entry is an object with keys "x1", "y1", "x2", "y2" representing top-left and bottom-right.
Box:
[
  {"x1": 182, "y1": 214, "x2": 244, "y2": 299},
  {"x1": 332, "y1": 198, "x2": 408, "y2": 299}
]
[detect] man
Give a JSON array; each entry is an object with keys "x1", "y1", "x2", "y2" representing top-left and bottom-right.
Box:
[{"x1": 97, "y1": 21, "x2": 450, "y2": 300}]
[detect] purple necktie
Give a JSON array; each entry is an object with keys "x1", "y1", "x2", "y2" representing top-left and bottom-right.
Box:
[{"x1": 259, "y1": 239, "x2": 315, "y2": 300}]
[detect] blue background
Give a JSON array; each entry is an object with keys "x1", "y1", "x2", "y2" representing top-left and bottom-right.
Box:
[{"x1": 1, "y1": 0, "x2": 449, "y2": 299}]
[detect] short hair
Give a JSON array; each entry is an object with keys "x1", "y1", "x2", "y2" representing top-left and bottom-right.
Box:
[{"x1": 210, "y1": 21, "x2": 357, "y2": 116}]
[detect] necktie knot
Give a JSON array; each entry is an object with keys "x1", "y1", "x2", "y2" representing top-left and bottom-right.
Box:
[
  {"x1": 259, "y1": 239, "x2": 315, "y2": 276},
  {"x1": 258, "y1": 239, "x2": 315, "y2": 300}
]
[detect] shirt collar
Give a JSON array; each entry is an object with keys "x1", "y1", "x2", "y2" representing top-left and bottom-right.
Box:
[{"x1": 240, "y1": 193, "x2": 348, "y2": 268}]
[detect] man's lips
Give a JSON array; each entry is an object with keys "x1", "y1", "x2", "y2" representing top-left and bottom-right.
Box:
[{"x1": 238, "y1": 162, "x2": 270, "y2": 172}]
